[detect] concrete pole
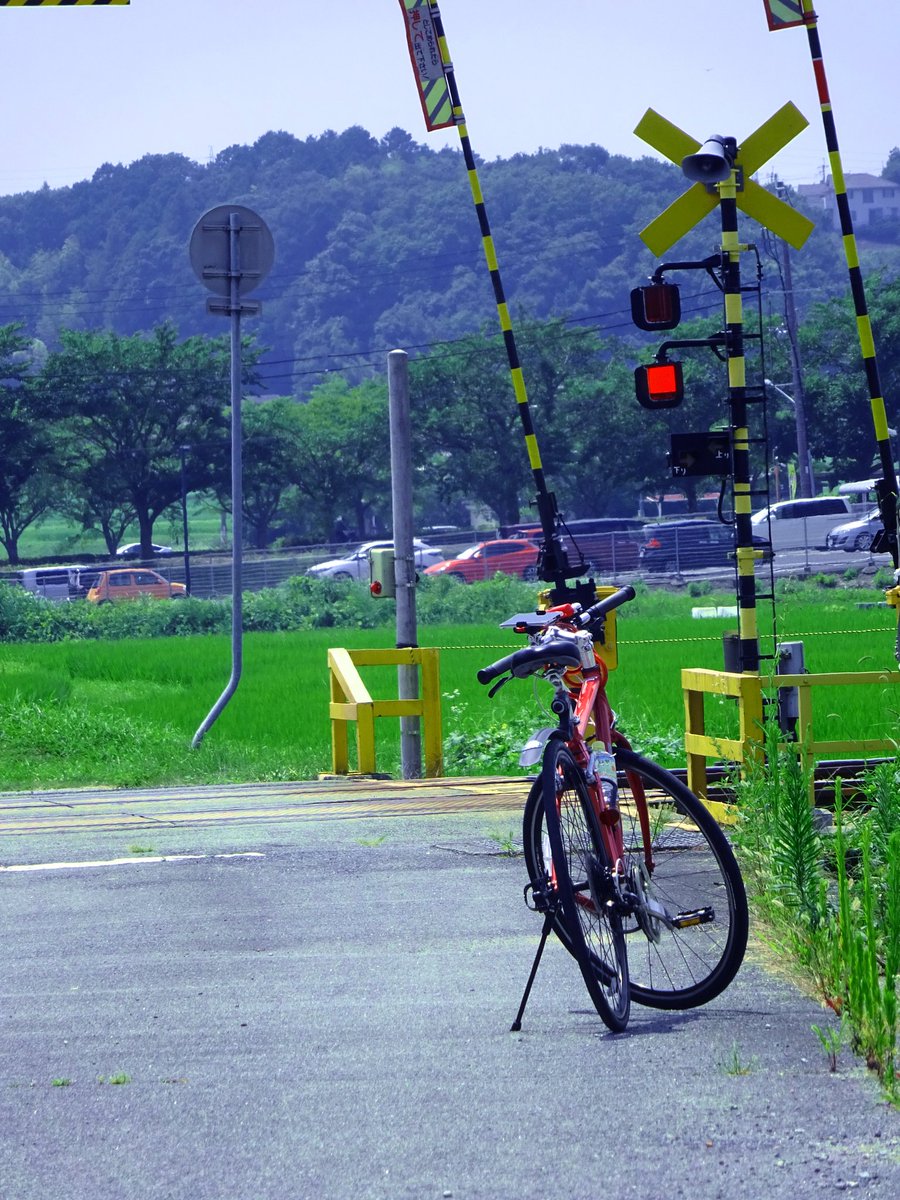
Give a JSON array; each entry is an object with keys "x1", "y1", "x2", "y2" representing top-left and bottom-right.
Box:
[{"x1": 388, "y1": 349, "x2": 421, "y2": 779}]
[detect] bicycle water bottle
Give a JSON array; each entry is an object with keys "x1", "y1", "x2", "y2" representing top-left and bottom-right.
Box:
[{"x1": 594, "y1": 749, "x2": 618, "y2": 809}]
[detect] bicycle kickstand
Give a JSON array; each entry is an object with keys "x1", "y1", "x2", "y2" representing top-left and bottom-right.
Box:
[{"x1": 510, "y1": 913, "x2": 554, "y2": 1032}]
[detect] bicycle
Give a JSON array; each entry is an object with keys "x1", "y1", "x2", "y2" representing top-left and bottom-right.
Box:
[{"x1": 477, "y1": 584, "x2": 749, "y2": 1033}]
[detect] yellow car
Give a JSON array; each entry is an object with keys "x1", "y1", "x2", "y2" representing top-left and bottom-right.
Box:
[{"x1": 86, "y1": 568, "x2": 187, "y2": 604}]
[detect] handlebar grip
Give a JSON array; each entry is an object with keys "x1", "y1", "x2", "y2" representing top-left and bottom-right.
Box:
[
  {"x1": 477, "y1": 656, "x2": 514, "y2": 685},
  {"x1": 579, "y1": 584, "x2": 636, "y2": 626}
]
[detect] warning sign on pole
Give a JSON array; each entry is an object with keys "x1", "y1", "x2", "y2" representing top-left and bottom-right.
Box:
[
  {"x1": 398, "y1": 0, "x2": 453, "y2": 131},
  {"x1": 0, "y1": 2, "x2": 129, "y2": 7},
  {"x1": 762, "y1": 1, "x2": 805, "y2": 31}
]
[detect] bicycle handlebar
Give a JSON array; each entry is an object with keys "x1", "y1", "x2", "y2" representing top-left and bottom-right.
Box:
[
  {"x1": 476, "y1": 586, "x2": 636, "y2": 686},
  {"x1": 576, "y1": 584, "x2": 636, "y2": 628},
  {"x1": 476, "y1": 638, "x2": 582, "y2": 686}
]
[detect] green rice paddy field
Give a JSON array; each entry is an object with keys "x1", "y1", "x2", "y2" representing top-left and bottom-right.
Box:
[{"x1": 0, "y1": 586, "x2": 897, "y2": 792}]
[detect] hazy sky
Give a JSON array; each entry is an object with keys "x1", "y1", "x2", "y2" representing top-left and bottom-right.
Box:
[{"x1": 0, "y1": 1, "x2": 895, "y2": 196}]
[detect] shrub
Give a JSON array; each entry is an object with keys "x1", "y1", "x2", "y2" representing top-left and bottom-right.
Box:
[{"x1": 688, "y1": 580, "x2": 713, "y2": 598}]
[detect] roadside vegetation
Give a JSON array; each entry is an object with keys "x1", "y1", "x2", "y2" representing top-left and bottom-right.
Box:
[
  {"x1": 1, "y1": 572, "x2": 896, "y2": 789},
  {"x1": 733, "y1": 732, "x2": 899, "y2": 1105}
]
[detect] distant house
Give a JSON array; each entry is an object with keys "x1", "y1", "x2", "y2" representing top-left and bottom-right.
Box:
[{"x1": 798, "y1": 173, "x2": 900, "y2": 229}]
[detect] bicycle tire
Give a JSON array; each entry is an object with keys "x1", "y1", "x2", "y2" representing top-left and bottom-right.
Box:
[
  {"x1": 540, "y1": 739, "x2": 630, "y2": 1032},
  {"x1": 525, "y1": 748, "x2": 748, "y2": 1010}
]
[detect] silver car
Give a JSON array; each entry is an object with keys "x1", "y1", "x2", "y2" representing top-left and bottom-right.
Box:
[
  {"x1": 307, "y1": 539, "x2": 444, "y2": 581},
  {"x1": 824, "y1": 508, "x2": 883, "y2": 552}
]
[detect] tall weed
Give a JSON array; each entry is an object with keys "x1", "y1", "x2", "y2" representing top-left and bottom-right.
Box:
[{"x1": 734, "y1": 737, "x2": 900, "y2": 1102}]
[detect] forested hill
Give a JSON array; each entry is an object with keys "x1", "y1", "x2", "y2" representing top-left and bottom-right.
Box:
[{"x1": 0, "y1": 124, "x2": 896, "y2": 395}]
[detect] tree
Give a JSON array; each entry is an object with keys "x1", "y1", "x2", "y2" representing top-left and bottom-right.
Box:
[
  {"x1": 215, "y1": 397, "x2": 304, "y2": 550},
  {"x1": 37, "y1": 323, "x2": 258, "y2": 557},
  {"x1": 0, "y1": 324, "x2": 59, "y2": 565},
  {"x1": 883, "y1": 147, "x2": 900, "y2": 185},
  {"x1": 801, "y1": 276, "x2": 900, "y2": 483},
  {"x1": 285, "y1": 376, "x2": 391, "y2": 540},
  {"x1": 408, "y1": 321, "x2": 654, "y2": 525}
]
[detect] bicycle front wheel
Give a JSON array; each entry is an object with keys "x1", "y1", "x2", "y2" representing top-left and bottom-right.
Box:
[
  {"x1": 614, "y1": 749, "x2": 748, "y2": 1009},
  {"x1": 540, "y1": 739, "x2": 630, "y2": 1032}
]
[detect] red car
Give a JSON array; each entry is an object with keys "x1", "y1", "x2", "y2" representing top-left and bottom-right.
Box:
[{"x1": 424, "y1": 539, "x2": 539, "y2": 584}]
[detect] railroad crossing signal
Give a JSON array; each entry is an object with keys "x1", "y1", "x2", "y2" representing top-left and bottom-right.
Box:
[
  {"x1": 635, "y1": 361, "x2": 684, "y2": 410},
  {"x1": 634, "y1": 102, "x2": 814, "y2": 256}
]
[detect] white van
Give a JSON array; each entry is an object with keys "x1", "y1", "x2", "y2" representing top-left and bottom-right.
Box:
[
  {"x1": 17, "y1": 566, "x2": 93, "y2": 601},
  {"x1": 750, "y1": 496, "x2": 851, "y2": 550}
]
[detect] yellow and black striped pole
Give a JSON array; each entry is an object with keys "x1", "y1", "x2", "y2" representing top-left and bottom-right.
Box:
[
  {"x1": 416, "y1": 2, "x2": 572, "y2": 584},
  {"x1": 789, "y1": 0, "x2": 898, "y2": 567},
  {"x1": 719, "y1": 175, "x2": 760, "y2": 674}
]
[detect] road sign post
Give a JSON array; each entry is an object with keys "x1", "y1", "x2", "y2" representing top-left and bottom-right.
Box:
[{"x1": 188, "y1": 205, "x2": 274, "y2": 748}]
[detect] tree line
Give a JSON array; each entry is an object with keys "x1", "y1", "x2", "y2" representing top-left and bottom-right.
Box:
[
  {"x1": 0, "y1": 126, "x2": 897, "y2": 405},
  {"x1": 2, "y1": 273, "x2": 898, "y2": 565}
]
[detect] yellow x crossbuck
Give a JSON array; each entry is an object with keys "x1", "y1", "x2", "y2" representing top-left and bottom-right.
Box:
[{"x1": 634, "y1": 102, "x2": 815, "y2": 256}]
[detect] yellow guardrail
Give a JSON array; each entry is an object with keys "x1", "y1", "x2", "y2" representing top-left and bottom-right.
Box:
[
  {"x1": 682, "y1": 666, "x2": 900, "y2": 805},
  {"x1": 327, "y1": 647, "x2": 442, "y2": 778}
]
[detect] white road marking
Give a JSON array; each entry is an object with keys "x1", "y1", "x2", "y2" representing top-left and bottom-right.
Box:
[{"x1": 0, "y1": 852, "x2": 265, "y2": 873}]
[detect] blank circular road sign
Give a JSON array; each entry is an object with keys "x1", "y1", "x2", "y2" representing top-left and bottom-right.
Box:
[{"x1": 189, "y1": 205, "x2": 274, "y2": 297}]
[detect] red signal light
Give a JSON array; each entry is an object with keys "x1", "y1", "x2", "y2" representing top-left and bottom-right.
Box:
[
  {"x1": 369, "y1": 581, "x2": 383, "y2": 597},
  {"x1": 635, "y1": 361, "x2": 684, "y2": 409},
  {"x1": 630, "y1": 282, "x2": 682, "y2": 331}
]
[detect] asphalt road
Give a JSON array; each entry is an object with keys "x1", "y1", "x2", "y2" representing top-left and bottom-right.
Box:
[{"x1": 1, "y1": 781, "x2": 898, "y2": 1200}]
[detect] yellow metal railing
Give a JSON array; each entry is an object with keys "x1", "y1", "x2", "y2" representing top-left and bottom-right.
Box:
[
  {"x1": 683, "y1": 666, "x2": 900, "y2": 805},
  {"x1": 328, "y1": 647, "x2": 442, "y2": 778}
]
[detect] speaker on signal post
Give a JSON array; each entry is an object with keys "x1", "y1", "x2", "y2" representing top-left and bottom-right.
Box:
[{"x1": 681, "y1": 135, "x2": 737, "y2": 184}]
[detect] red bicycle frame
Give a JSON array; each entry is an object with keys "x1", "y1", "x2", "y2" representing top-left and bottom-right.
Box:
[{"x1": 563, "y1": 654, "x2": 656, "y2": 877}]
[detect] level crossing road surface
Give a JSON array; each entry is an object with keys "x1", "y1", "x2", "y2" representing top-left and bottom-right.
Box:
[{"x1": 1, "y1": 777, "x2": 898, "y2": 1200}]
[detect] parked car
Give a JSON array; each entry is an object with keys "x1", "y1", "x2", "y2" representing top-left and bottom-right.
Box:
[
  {"x1": 424, "y1": 539, "x2": 540, "y2": 583},
  {"x1": 307, "y1": 539, "x2": 444, "y2": 581},
  {"x1": 17, "y1": 566, "x2": 92, "y2": 602},
  {"x1": 87, "y1": 569, "x2": 187, "y2": 604},
  {"x1": 639, "y1": 520, "x2": 771, "y2": 573},
  {"x1": 506, "y1": 518, "x2": 644, "y2": 575},
  {"x1": 824, "y1": 508, "x2": 884, "y2": 552},
  {"x1": 116, "y1": 543, "x2": 173, "y2": 557},
  {"x1": 750, "y1": 496, "x2": 851, "y2": 550}
]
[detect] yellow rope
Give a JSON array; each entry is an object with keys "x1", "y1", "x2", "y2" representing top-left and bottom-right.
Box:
[{"x1": 439, "y1": 627, "x2": 895, "y2": 652}]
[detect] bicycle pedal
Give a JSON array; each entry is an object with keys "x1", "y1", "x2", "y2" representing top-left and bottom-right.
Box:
[{"x1": 671, "y1": 906, "x2": 715, "y2": 929}]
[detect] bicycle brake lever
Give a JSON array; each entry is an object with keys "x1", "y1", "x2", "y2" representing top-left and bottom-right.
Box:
[{"x1": 487, "y1": 674, "x2": 512, "y2": 699}]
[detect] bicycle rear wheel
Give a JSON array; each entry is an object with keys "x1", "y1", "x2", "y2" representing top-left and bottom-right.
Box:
[
  {"x1": 540, "y1": 739, "x2": 630, "y2": 1032},
  {"x1": 524, "y1": 748, "x2": 748, "y2": 1010}
]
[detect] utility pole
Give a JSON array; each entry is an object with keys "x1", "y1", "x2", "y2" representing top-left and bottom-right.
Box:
[{"x1": 775, "y1": 180, "x2": 814, "y2": 498}]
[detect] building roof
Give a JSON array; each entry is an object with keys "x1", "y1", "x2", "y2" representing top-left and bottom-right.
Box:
[{"x1": 798, "y1": 172, "x2": 899, "y2": 197}]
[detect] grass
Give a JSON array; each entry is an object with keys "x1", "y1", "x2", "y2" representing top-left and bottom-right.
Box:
[
  {"x1": 6, "y1": 498, "x2": 228, "y2": 563},
  {"x1": 0, "y1": 586, "x2": 895, "y2": 791},
  {"x1": 718, "y1": 1043, "x2": 757, "y2": 1076}
]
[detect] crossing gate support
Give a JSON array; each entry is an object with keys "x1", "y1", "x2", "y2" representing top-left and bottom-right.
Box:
[
  {"x1": 327, "y1": 647, "x2": 442, "y2": 778},
  {"x1": 683, "y1": 665, "x2": 900, "y2": 814}
]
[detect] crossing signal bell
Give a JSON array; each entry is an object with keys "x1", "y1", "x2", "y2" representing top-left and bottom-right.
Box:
[
  {"x1": 369, "y1": 547, "x2": 396, "y2": 598},
  {"x1": 635, "y1": 361, "x2": 684, "y2": 410}
]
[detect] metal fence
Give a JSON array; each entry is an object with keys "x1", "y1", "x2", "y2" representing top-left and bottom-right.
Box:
[{"x1": 0, "y1": 515, "x2": 890, "y2": 602}]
